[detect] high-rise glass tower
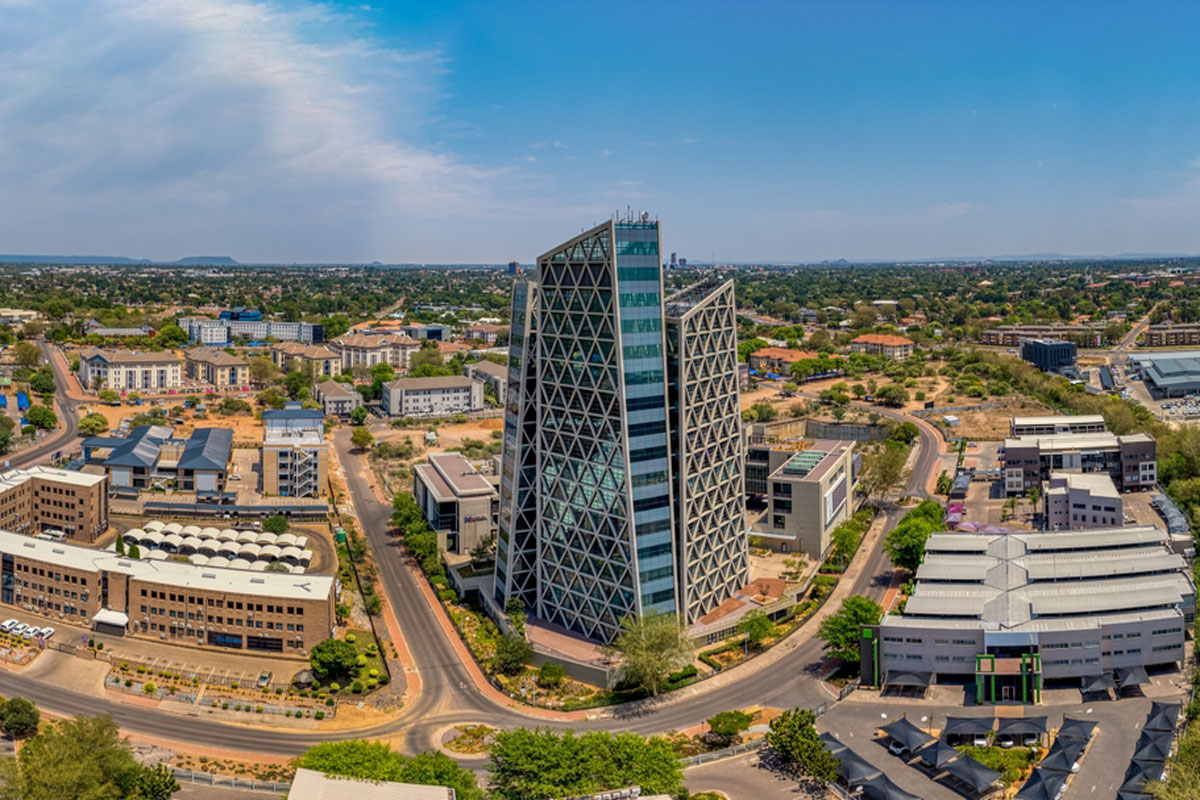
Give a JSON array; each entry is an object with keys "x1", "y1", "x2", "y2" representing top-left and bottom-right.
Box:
[{"x1": 494, "y1": 218, "x2": 746, "y2": 643}]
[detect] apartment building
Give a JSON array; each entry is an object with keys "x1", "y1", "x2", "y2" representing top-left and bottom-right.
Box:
[
  {"x1": 183, "y1": 348, "x2": 249, "y2": 388},
  {"x1": 462, "y1": 360, "x2": 507, "y2": 406},
  {"x1": 0, "y1": 467, "x2": 108, "y2": 543},
  {"x1": 1043, "y1": 472, "x2": 1123, "y2": 530},
  {"x1": 1010, "y1": 415, "x2": 1107, "y2": 437},
  {"x1": 437, "y1": 341, "x2": 473, "y2": 362},
  {"x1": 82, "y1": 426, "x2": 232, "y2": 495},
  {"x1": 1143, "y1": 323, "x2": 1200, "y2": 348},
  {"x1": 177, "y1": 316, "x2": 323, "y2": 346},
  {"x1": 78, "y1": 348, "x2": 182, "y2": 392},
  {"x1": 747, "y1": 347, "x2": 833, "y2": 375},
  {"x1": 464, "y1": 322, "x2": 506, "y2": 345},
  {"x1": 864, "y1": 526, "x2": 1193, "y2": 704},
  {"x1": 262, "y1": 406, "x2": 324, "y2": 435},
  {"x1": 381, "y1": 376, "x2": 482, "y2": 417},
  {"x1": 1002, "y1": 430, "x2": 1156, "y2": 494},
  {"x1": 0, "y1": 529, "x2": 334, "y2": 653},
  {"x1": 412, "y1": 452, "x2": 498, "y2": 555},
  {"x1": 261, "y1": 430, "x2": 327, "y2": 498},
  {"x1": 313, "y1": 380, "x2": 361, "y2": 417},
  {"x1": 979, "y1": 323, "x2": 1106, "y2": 347},
  {"x1": 330, "y1": 332, "x2": 418, "y2": 372},
  {"x1": 748, "y1": 441, "x2": 857, "y2": 558},
  {"x1": 270, "y1": 343, "x2": 342, "y2": 379},
  {"x1": 849, "y1": 333, "x2": 914, "y2": 359}
]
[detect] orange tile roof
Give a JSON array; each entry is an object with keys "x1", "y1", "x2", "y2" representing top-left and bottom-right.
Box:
[
  {"x1": 852, "y1": 333, "x2": 913, "y2": 346},
  {"x1": 750, "y1": 347, "x2": 823, "y2": 362}
]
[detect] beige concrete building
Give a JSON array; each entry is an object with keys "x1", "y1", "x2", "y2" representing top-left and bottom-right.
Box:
[
  {"x1": 78, "y1": 348, "x2": 182, "y2": 392},
  {"x1": 462, "y1": 360, "x2": 507, "y2": 406},
  {"x1": 849, "y1": 333, "x2": 914, "y2": 359},
  {"x1": 381, "y1": 376, "x2": 483, "y2": 417},
  {"x1": 331, "y1": 332, "x2": 419, "y2": 372},
  {"x1": 261, "y1": 430, "x2": 328, "y2": 498},
  {"x1": 464, "y1": 322, "x2": 506, "y2": 344},
  {"x1": 184, "y1": 348, "x2": 249, "y2": 388},
  {"x1": 1044, "y1": 472, "x2": 1124, "y2": 530},
  {"x1": 1143, "y1": 323, "x2": 1200, "y2": 348},
  {"x1": 979, "y1": 323, "x2": 1106, "y2": 347},
  {"x1": 1003, "y1": 430, "x2": 1156, "y2": 494},
  {"x1": 0, "y1": 467, "x2": 108, "y2": 543},
  {"x1": 0, "y1": 529, "x2": 335, "y2": 653},
  {"x1": 748, "y1": 440, "x2": 857, "y2": 558},
  {"x1": 270, "y1": 343, "x2": 341, "y2": 379},
  {"x1": 313, "y1": 380, "x2": 361, "y2": 417},
  {"x1": 412, "y1": 452, "x2": 497, "y2": 555},
  {"x1": 1010, "y1": 415, "x2": 1107, "y2": 437}
]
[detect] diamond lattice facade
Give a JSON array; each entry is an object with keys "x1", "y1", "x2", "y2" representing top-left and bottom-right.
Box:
[{"x1": 494, "y1": 219, "x2": 747, "y2": 642}]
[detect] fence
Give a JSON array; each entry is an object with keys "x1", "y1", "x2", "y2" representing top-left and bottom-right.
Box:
[
  {"x1": 680, "y1": 737, "x2": 767, "y2": 766},
  {"x1": 170, "y1": 767, "x2": 291, "y2": 794}
]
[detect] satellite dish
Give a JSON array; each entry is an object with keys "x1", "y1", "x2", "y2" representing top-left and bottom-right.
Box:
[{"x1": 640, "y1": 211, "x2": 649, "y2": 222}]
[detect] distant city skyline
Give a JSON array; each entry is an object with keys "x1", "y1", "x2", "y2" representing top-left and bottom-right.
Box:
[{"x1": 2, "y1": 1, "x2": 1199, "y2": 263}]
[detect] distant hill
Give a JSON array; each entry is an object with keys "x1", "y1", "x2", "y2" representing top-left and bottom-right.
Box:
[
  {"x1": 0, "y1": 254, "x2": 150, "y2": 265},
  {"x1": 174, "y1": 256, "x2": 238, "y2": 265}
]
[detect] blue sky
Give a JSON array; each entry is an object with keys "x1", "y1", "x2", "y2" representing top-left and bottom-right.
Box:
[{"x1": 1, "y1": 1, "x2": 1199, "y2": 262}]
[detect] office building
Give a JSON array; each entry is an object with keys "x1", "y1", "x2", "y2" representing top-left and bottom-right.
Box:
[
  {"x1": 177, "y1": 316, "x2": 323, "y2": 346},
  {"x1": 0, "y1": 466, "x2": 108, "y2": 543},
  {"x1": 78, "y1": 349, "x2": 182, "y2": 392},
  {"x1": 1143, "y1": 323, "x2": 1200, "y2": 348},
  {"x1": 1020, "y1": 338, "x2": 1077, "y2": 373},
  {"x1": 850, "y1": 333, "x2": 914, "y2": 359},
  {"x1": 82, "y1": 321, "x2": 153, "y2": 338},
  {"x1": 1010, "y1": 415, "x2": 1107, "y2": 437},
  {"x1": 313, "y1": 380, "x2": 361, "y2": 417},
  {"x1": 464, "y1": 322, "x2": 506, "y2": 345},
  {"x1": 413, "y1": 452, "x2": 499, "y2": 556},
  {"x1": 381, "y1": 376, "x2": 482, "y2": 417},
  {"x1": 506, "y1": 261, "x2": 521, "y2": 275},
  {"x1": 184, "y1": 348, "x2": 249, "y2": 388},
  {"x1": 0, "y1": 529, "x2": 334, "y2": 653},
  {"x1": 261, "y1": 430, "x2": 327, "y2": 498},
  {"x1": 863, "y1": 526, "x2": 1193, "y2": 703},
  {"x1": 270, "y1": 343, "x2": 342, "y2": 379},
  {"x1": 400, "y1": 323, "x2": 451, "y2": 341},
  {"x1": 218, "y1": 307, "x2": 263, "y2": 322},
  {"x1": 1043, "y1": 472, "x2": 1123, "y2": 530},
  {"x1": 462, "y1": 360, "x2": 507, "y2": 406},
  {"x1": 262, "y1": 406, "x2": 324, "y2": 435},
  {"x1": 81, "y1": 426, "x2": 232, "y2": 495},
  {"x1": 980, "y1": 323, "x2": 1105, "y2": 348},
  {"x1": 493, "y1": 219, "x2": 748, "y2": 642},
  {"x1": 1002, "y1": 430, "x2": 1156, "y2": 494},
  {"x1": 330, "y1": 332, "x2": 418, "y2": 372},
  {"x1": 1133, "y1": 352, "x2": 1200, "y2": 398},
  {"x1": 747, "y1": 441, "x2": 856, "y2": 558}
]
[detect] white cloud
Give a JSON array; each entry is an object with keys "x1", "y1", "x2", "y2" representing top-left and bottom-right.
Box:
[
  {"x1": 0, "y1": 0, "x2": 524, "y2": 261},
  {"x1": 1190, "y1": 156, "x2": 1200, "y2": 168},
  {"x1": 551, "y1": 140, "x2": 569, "y2": 149}
]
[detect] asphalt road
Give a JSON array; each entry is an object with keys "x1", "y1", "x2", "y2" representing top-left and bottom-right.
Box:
[{"x1": 9, "y1": 338, "x2": 80, "y2": 468}]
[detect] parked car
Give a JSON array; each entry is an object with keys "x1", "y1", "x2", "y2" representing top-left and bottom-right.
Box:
[
  {"x1": 39, "y1": 627, "x2": 54, "y2": 641},
  {"x1": 972, "y1": 734, "x2": 989, "y2": 748},
  {"x1": 887, "y1": 739, "x2": 908, "y2": 756},
  {"x1": 256, "y1": 671, "x2": 272, "y2": 689},
  {"x1": 0, "y1": 619, "x2": 18, "y2": 633},
  {"x1": 21, "y1": 627, "x2": 39, "y2": 640},
  {"x1": 9, "y1": 623, "x2": 28, "y2": 637}
]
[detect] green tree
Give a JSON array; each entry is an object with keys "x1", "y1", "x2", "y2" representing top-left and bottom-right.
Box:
[
  {"x1": 98, "y1": 389, "x2": 120, "y2": 403},
  {"x1": 296, "y1": 741, "x2": 483, "y2": 799},
  {"x1": 0, "y1": 696, "x2": 39, "y2": 738},
  {"x1": 491, "y1": 633, "x2": 533, "y2": 676},
  {"x1": 831, "y1": 522, "x2": 860, "y2": 570},
  {"x1": 78, "y1": 413, "x2": 110, "y2": 436},
  {"x1": 935, "y1": 471, "x2": 952, "y2": 495},
  {"x1": 133, "y1": 763, "x2": 180, "y2": 800},
  {"x1": 410, "y1": 341, "x2": 445, "y2": 372},
  {"x1": 127, "y1": 543, "x2": 140, "y2": 560},
  {"x1": 882, "y1": 499, "x2": 944, "y2": 571},
  {"x1": 24, "y1": 404, "x2": 57, "y2": 430},
  {"x1": 309, "y1": 638, "x2": 359, "y2": 680},
  {"x1": 816, "y1": 595, "x2": 882, "y2": 663},
  {"x1": 154, "y1": 324, "x2": 188, "y2": 347},
  {"x1": 351, "y1": 426, "x2": 375, "y2": 451},
  {"x1": 13, "y1": 341, "x2": 41, "y2": 368},
  {"x1": 29, "y1": 368, "x2": 56, "y2": 395},
  {"x1": 248, "y1": 356, "x2": 280, "y2": 386},
  {"x1": 707, "y1": 710, "x2": 753, "y2": 745},
  {"x1": 115, "y1": 535, "x2": 126, "y2": 556},
  {"x1": 750, "y1": 401, "x2": 778, "y2": 422},
  {"x1": 284, "y1": 370, "x2": 310, "y2": 400},
  {"x1": 737, "y1": 609, "x2": 774, "y2": 651},
  {"x1": 737, "y1": 337, "x2": 769, "y2": 363},
  {"x1": 537, "y1": 663, "x2": 566, "y2": 689},
  {"x1": 875, "y1": 383, "x2": 909, "y2": 407},
  {"x1": 603, "y1": 610, "x2": 694, "y2": 696},
  {"x1": 767, "y1": 708, "x2": 840, "y2": 780},
  {"x1": 487, "y1": 728, "x2": 683, "y2": 800},
  {"x1": 262, "y1": 515, "x2": 290, "y2": 535},
  {"x1": 858, "y1": 444, "x2": 910, "y2": 504},
  {"x1": 349, "y1": 405, "x2": 368, "y2": 425}
]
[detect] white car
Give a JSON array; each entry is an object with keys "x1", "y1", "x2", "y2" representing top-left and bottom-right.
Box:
[
  {"x1": 972, "y1": 734, "x2": 989, "y2": 747},
  {"x1": 38, "y1": 627, "x2": 54, "y2": 641},
  {"x1": 21, "y1": 626, "x2": 39, "y2": 640},
  {"x1": 0, "y1": 619, "x2": 18, "y2": 633},
  {"x1": 9, "y1": 623, "x2": 28, "y2": 637}
]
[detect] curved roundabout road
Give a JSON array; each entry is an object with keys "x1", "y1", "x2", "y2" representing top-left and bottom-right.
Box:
[{"x1": 0, "y1": 361, "x2": 947, "y2": 758}]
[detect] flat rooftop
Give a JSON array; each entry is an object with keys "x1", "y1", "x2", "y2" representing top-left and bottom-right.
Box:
[
  {"x1": 421, "y1": 452, "x2": 495, "y2": 498},
  {"x1": 1046, "y1": 471, "x2": 1120, "y2": 498},
  {"x1": 1011, "y1": 414, "x2": 1104, "y2": 428},
  {"x1": 770, "y1": 439, "x2": 852, "y2": 483},
  {"x1": 0, "y1": 466, "x2": 106, "y2": 491},
  {"x1": 263, "y1": 430, "x2": 326, "y2": 447},
  {"x1": 1004, "y1": 430, "x2": 1153, "y2": 451}
]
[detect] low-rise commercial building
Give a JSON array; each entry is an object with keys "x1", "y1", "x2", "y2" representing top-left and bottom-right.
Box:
[
  {"x1": 0, "y1": 466, "x2": 108, "y2": 542},
  {"x1": 330, "y1": 332, "x2": 418, "y2": 372},
  {"x1": 0, "y1": 529, "x2": 335, "y2": 653},
  {"x1": 262, "y1": 406, "x2": 324, "y2": 435},
  {"x1": 412, "y1": 452, "x2": 498, "y2": 555},
  {"x1": 1044, "y1": 472, "x2": 1123, "y2": 530},
  {"x1": 747, "y1": 347, "x2": 832, "y2": 375},
  {"x1": 1143, "y1": 323, "x2": 1200, "y2": 348},
  {"x1": 464, "y1": 322, "x2": 506, "y2": 345},
  {"x1": 850, "y1": 333, "x2": 914, "y2": 359},
  {"x1": 313, "y1": 380, "x2": 361, "y2": 418},
  {"x1": 82, "y1": 426, "x2": 232, "y2": 495},
  {"x1": 83, "y1": 321, "x2": 153, "y2": 338},
  {"x1": 1020, "y1": 338, "x2": 1077, "y2": 373},
  {"x1": 463, "y1": 360, "x2": 507, "y2": 406},
  {"x1": 400, "y1": 322, "x2": 450, "y2": 341},
  {"x1": 0, "y1": 309, "x2": 40, "y2": 326},
  {"x1": 980, "y1": 323, "x2": 1106, "y2": 347},
  {"x1": 177, "y1": 316, "x2": 323, "y2": 346},
  {"x1": 78, "y1": 348, "x2": 182, "y2": 392},
  {"x1": 381, "y1": 376, "x2": 483, "y2": 417},
  {"x1": 183, "y1": 348, "x2": 249, "y2": 388},
  {"x1": 747, "y1": 440, "x2": 857, "y2": 558},
  {"x1": 1003, "y1": 430, "x2": 1156, "y2": 494},
  {"x1": 261, "y1": 430, "x2": 327, "y2": 498},
  {"x1": 864, "y1": 526, "x2": 1193, "y2": 703},
  {"x1": 1133, "y1": 352, "x2": 1200, "y2": 398},
  {"x1": 1010, "y1": 415, "x2": 1107, "y2": 437},
  {"x1": 270, "y1": 343, "x2": 342, "y2": 379}
]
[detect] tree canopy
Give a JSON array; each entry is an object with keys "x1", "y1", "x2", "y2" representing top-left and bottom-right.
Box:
[
  {"x1": 882, "y1": 499, "x2": 944, "y2": 571},
  {"x1": 309, "y1": 638, "x2": 359, "y2": 680},
  {"x1": 816, "y1": 595, "x2": 882, "y2": 664},
  {"x1": 767, "y1": 707, "x2": 839, "y2": 780},
  {"x1": 296, "y1": 741, "x2": 481, "y2": 800},
  {"x1": 603, "y1": 610, "x2": 694, "y2": 696}
]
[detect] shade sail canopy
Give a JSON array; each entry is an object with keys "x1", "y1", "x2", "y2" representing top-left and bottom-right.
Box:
[
  {"x1": 1081, "y1": 672, "x2": 1116, "y2": 693},
  {"x1": 1056, "y1": 716, "x2": 1097, "y2": 742},
  {"x1": 820, "y1": 732, "x2": 848, "y2": 756},
  {"x1": 1121, "y1": 761, "x2": 1166, "y2": 795},
  {"x1": 858, "y1": 774, "x2": 923, "y2": 800},
  {"x1": 883, "y1": 669, "x2": 933, "y2": 689},
  {"x1": 916, "y1": 740, "x2": 963, "y2": 769},
  {"x1": 880, "y1": 718, "x2": 934, "y2": 753},
  {"x1": 1115, "y1": 666, "x2": 1150, "y2": 688},
  {"x1": 943, "y1": 716, "x2": 994, "y2": 737},
  {"x1": 1015, "y1": 768, "x2": 1068, "y2": 800},
  {"x1": 1131, "y1": 732, "x2": 1172, "y2": 762},
  {"x1": 1038, "y1": 739, "x2": 1085, "y2": 773},
  {"x1": 943, "y1": 755, "x2": 1002, "y2": 793},
  {"x1": 996, "y1": 716, "x2": 1048, "y2": 737},
  {"x1": 836, "y1": 749, "x2": 883, "y2": 783},
  {"x1": 1145, "y1": 702, "x2": 1181, "y2": 732}
]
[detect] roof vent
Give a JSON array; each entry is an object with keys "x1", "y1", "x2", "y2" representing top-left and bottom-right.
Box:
[
  {"x1": 250, "y1": 577, "x2": 265, "y2": 584},
  {"x1": 51, "y1": 548, "x2": 64, "y2": 555},
  {"x1": 22, "y1": 542, "x2": 34, "y2": 548},
  {"x1": 202, "y1": 572, "x2": 216, "y2": 579}
]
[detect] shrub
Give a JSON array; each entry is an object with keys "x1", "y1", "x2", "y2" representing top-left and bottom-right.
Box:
[
  {"x1": 368, "y1": 668, "x2": 379, "y2": 678},
  {"x1": 345, "y1": 634, "x2": 356, "y2": 643},
  {"x1": 256, "y1": 706, "x2": 263, "y2": 713},
  {"x1": 124, "y1": 679, "x2": 132, "y2": 688},
  {"x1": 537, "y1": 663, "x2": 567, "y2": 689},
  {"x1": 315, "y1": 711, "x2": 325, "y2": 720},
  {"x1": 351, "y1": 681, "x2": 364, "y2": 694},
  {"x1": 275, "y1": 687, "x2": 283, "y2": 695},
  {"x1": 356, "y1": 654, "x2": 367, "y2": 668},
  {"x1": 325, "y1": 698, "x2": 335, "y2": 707},
  {"x1": 142, "y1": 682, "x2": 156, "y2": 695},
  {"x1": 221, "y1": 702, "x2": 229, "y2": 710},
  {"x1": 230, "y1": 682, "x2": 238, "y2": 690},
  {"x1": 329, "y1": 682, "x2": 340, "y2": 692}
]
